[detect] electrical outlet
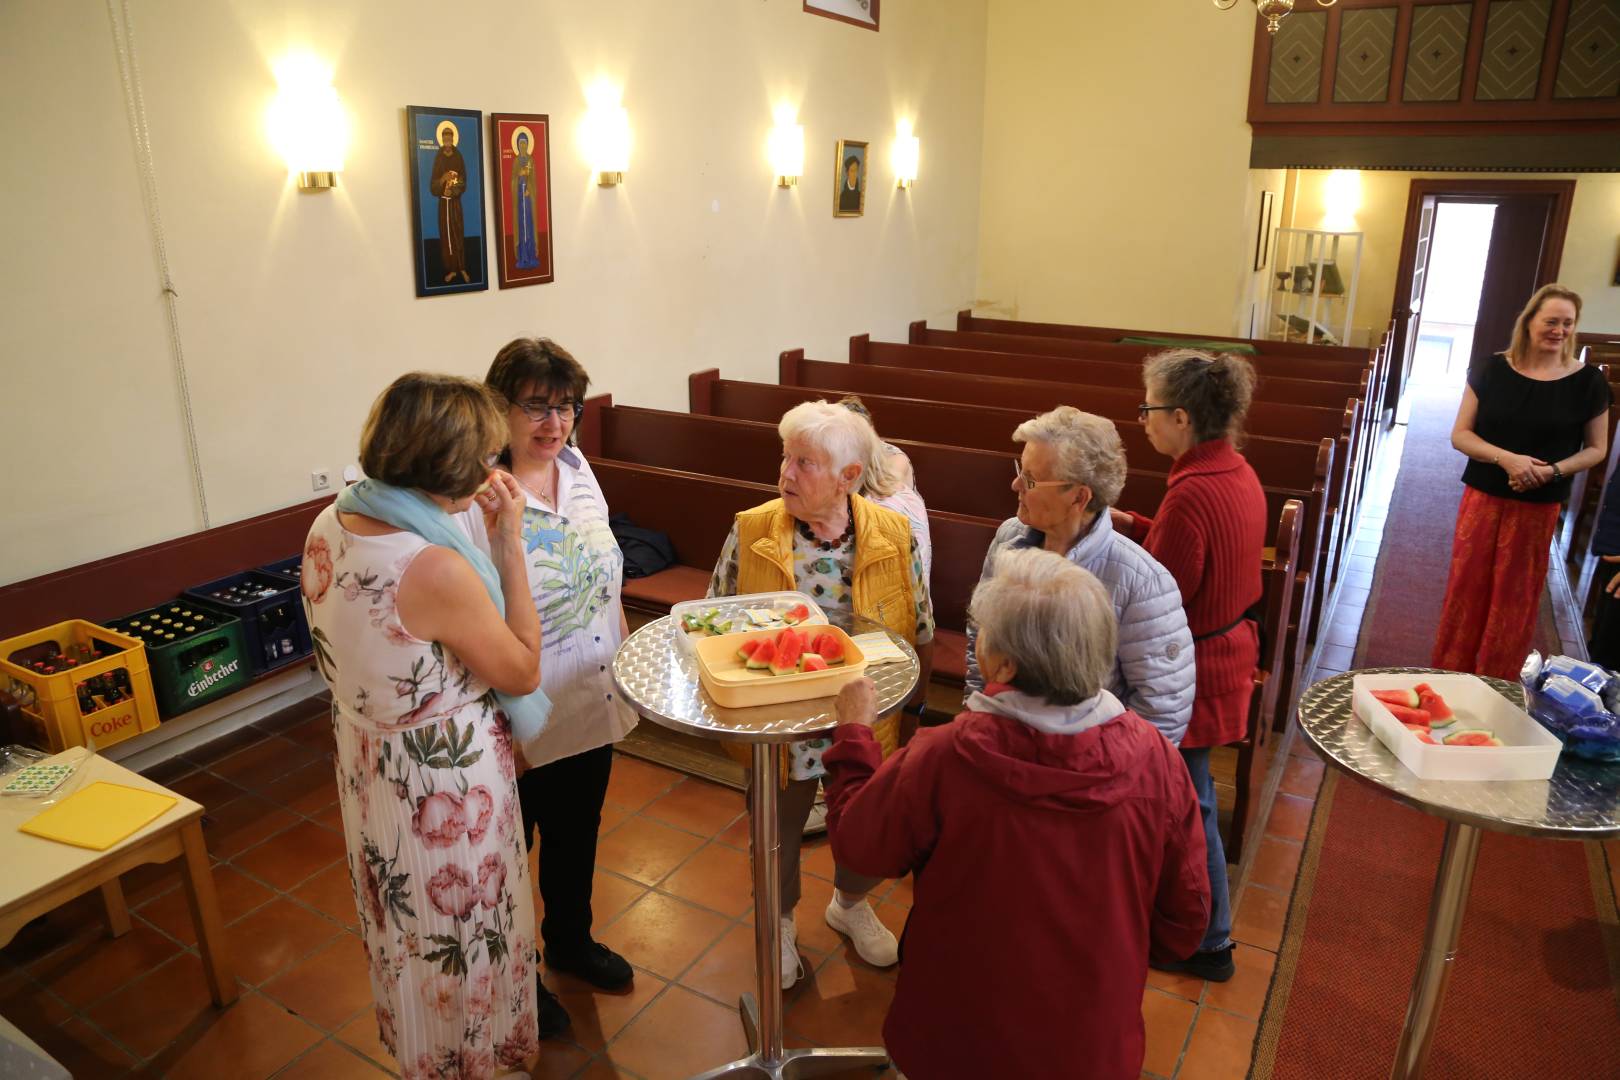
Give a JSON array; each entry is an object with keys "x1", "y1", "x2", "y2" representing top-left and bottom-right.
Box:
[{"x1": 311, "y1": 469, "x2": 332, "y2": 492}]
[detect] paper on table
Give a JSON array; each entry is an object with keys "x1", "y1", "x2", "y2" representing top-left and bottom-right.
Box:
[
  {"x1": 18, "y1": 781, "x2": 177, "y2": 851},
  {"x1": 850, "y1": 632, "x2": 909, "y2": 665}
]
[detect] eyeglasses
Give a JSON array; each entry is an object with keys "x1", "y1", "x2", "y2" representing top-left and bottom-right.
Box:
[
  {"x1": 1138, "y1": 403, "x2": 1179, "y2": 421},
  {"x1": 1013, "y1": 459, "x2": 1075, "y2": 492},
  {"x1": 516, "y1": 399, "x2": 583, "y2": 422}
]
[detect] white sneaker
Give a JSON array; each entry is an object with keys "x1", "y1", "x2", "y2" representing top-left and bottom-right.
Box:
[
  {"x1": 824, "y1": 898, "x2": 898, "y2": 967},
  {"x1": 802, "y1": 795, "x2": 828, "y2": 837},
  {"x1": 780, "y1": 916, "x2": 804, "y2": 990}
]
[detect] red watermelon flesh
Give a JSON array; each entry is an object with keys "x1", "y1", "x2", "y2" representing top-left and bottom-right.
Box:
[
  {"x1": 1372, "y1": 688, "x2": 1421, "y2": 709},
  {"x1": 1404, "y1": 725, "x2": 1438, "y2": 745},
  {"x1": 771, "y1": 628, "x2": 805, "y2": 675},
  {"x1": 737, "y1": 639, "x2": 762, "y2": 663},
  {"x1": 782, "y1": 603, "x2": 810, "y2": 625},
  {"x1": 810, "y1": 632, "x2": 846, "y2": 664},
  {"x1": 800, "y1": 654, "x2": 829, "y2": 673},
  {"x1": 1415, "y1": 686, "x2": 1454, "y2": 721},
  {"x1": 1443, "y1": 729, "x2": 1502, "y2": 747},
  {"x1": 747, "y1": 640, "x2": 776, "y2": 671},
  {"x1": 1384, "y1": 702, "x2": 1431, "y2": 727}
]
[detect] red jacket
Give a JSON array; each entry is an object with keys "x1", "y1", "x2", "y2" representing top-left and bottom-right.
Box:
[
  {"x1": 822, "y1": 689, "x2": 1210, "y2": 1080},
  {"x1": 1127, "y1": 438, "x2": 1267, "y2": 747}
]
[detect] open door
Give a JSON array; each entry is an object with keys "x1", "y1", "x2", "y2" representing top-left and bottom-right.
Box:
[
  {"x1": 1392, "y1": 195, "x2": 1436, "y2": 424},
  {"x1": 1467, "y1": 194, "x2": 1559, "y2": 367}
]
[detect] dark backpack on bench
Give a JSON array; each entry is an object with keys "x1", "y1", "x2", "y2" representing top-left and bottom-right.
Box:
[{"x1": 610, "y1": 514, "x2": 678, "y2": 579}]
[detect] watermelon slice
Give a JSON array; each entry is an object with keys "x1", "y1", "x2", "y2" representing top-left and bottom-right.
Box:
[
  {"x1": 781, "y1": 603, "x2": 810, "y2": 626},
  {"x1": 1414, "y1": 684, "x2": 1454, "y2": 723},
  {"x1": 1372, "y1": 688, "x2": 1420, "y2": 709},
  {"x1": 1442, "y1": 729, "x2": 1503, "y2": 747},
  {"x1": 747, "y1": 641, "x2": 776, "y2": 671},
  {"x1": 771, "y1": 628, "x2": 805, "y2": 675},
  {"x1": 737, "y1": 639, "x2": 762, "y2": 663},
  {"x1": 1384, "y1": 702, "x2": 1431, "y2": 727},
  {"x1": 809, "y1": 631, "x2": 846, "y2": 665},
  {"x1": 1403, "y1": 725, "x2": 1438, "y2": 745},
  {"x1": 800, "y1": 654, "x2": 829, "y2": 673}
]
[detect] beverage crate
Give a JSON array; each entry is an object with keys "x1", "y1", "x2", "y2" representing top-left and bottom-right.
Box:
[
  {"x1": 259, "y1": 555, "x2": 302, "y2": 587},
  {"x1": 0, "y1": 620, "x2": 160, "y2": 752},
  {"x1": 103, "y1": 601, "x2": 250, "y2": 718},
  {"x1": 182, "y1": 570, "x2": 312, "y2": 675}
]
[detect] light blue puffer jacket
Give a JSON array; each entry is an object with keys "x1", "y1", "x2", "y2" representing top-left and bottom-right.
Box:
[{"x1": 964, "y1": 513, "x2": 1195, "y2": 746}]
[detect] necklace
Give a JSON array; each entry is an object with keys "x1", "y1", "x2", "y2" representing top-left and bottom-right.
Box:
[{"x1": 518, "y1": 464, "x2": 559, "y2": 509}]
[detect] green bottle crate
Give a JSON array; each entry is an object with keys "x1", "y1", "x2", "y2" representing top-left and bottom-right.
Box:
[{"x1": 104, "y1": 601, "x2": 251, "y2": 718}]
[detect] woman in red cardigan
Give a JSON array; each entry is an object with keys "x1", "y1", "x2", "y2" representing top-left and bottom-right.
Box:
[{"x1": 1113, "y1": 348, "x2": 1267, "y2": 983}]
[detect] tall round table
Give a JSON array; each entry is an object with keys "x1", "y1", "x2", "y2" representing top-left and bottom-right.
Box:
[
  {"x1": 612, "y1": 611, "x2": 919, "y2": 1080},
  {"x1": 1296, "y1": 667, "x2": 1620, "y2": 1080}
]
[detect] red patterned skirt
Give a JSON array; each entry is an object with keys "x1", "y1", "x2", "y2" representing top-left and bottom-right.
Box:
[{"x1": 1431, "y1": 486, "x2": 1561, "y2": 680}]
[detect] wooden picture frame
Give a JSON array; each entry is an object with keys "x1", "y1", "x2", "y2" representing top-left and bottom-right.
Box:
[
  {"x1": 833, "y1": 139, "x2": 869, "y2": 219},
  {"x1": 406, "y1": 106, "x2": 488, "y2": 297},
  {"x1": 489, "y1": 112, "x2": 555, "y2": 288},
  {"x1": 805, "y1": 0, "x2": 879, "y2": 31},
  {"x1": 1254, "y1": 190, "x2": 1276, "y2": 272}
]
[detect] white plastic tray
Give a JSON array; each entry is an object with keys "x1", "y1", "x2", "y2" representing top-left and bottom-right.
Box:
[
  {"x1": 1351, "y1": 673, "x2": 1562, "y2": 782},
  {"x1": 670, "y1": 592, "x2": 827, "y2": 659}
]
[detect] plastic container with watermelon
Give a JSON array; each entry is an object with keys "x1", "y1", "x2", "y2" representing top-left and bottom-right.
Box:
[
  {"x1": 669, "y1": 592, "x2": 828, "y2": 660},
  {"x1": 693, "y1": 624, "x2": 868, "y2": 708},
  {"x1": 1351, "y1": 672, "x2": 1562, "y2": 781}
]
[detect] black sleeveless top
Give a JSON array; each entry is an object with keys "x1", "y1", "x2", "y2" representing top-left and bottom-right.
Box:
[{"x1": 1460, "y1": 353, "x2": 1611, "y2": 504}]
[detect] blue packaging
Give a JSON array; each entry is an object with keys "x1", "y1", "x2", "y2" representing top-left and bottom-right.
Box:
[{"x1": 1543, "y1": 655, "x2": 1611, "y2": 696}]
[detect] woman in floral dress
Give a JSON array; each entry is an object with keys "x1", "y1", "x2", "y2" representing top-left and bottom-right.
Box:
[{"x1": 302, "y1": 373, "x2": 545, "y2": 1079}]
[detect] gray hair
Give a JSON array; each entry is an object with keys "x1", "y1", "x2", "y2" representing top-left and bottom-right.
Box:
[
  {"x1": 1012, "y1": 406, "x2": 1127, "y2": 510},
  {"x1": 969, "y1": 548, "x2": 1117, "y2": 705},
  {"x1": 779, "y1": 400, "x2": 877, "y2": 479},
  {"x1": 835, "y1": 396, "x2": 905, "y2": 498}
]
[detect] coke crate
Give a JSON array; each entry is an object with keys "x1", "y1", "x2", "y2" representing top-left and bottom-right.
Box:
[
  {"x1": 0, "y1": 620, "x2": 161, "y2": 752},
  {"x1": 103, "y1": 601, "x2": 250, "y2": 718},
  {"x1": 183, "y1": 570, "x2": 312, "y2": 674}
]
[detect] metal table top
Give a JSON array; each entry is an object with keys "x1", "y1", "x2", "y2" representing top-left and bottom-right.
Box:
[
  {"x1": 1297, "y1": 667, "x2": 1620, "y2": 839},
  {"x1": 611, "y1": 611, "x2": 920, "y2": 744}
]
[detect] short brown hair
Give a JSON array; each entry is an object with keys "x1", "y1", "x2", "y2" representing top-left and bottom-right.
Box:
[
  {"x1": 485, "y1": 337, "x2": 591, "y2": 409},
  {"x1": 1507, "y1": 284, "x2": 1582, "y2": 366},
  {"x1": 1144, "y1": 349, "x2": 1257, "y2": 445},
  {"x1": 359, "y1": 373, "x2": 506, "y2": 499}
]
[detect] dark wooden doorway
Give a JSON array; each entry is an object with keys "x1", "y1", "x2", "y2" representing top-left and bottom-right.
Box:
[{"x1": 1384, "y1": 179, "x2": 1575, "y2": 420}]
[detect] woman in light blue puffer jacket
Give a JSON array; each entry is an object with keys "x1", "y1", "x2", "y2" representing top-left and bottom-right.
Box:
[{"x1": 965, "y1": 406, "x2": 1194, "y2": 745}]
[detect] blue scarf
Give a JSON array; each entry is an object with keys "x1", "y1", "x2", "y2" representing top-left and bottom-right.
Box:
[{"x1": 335, "y1": 480, "x2": 551, "y2": 743}]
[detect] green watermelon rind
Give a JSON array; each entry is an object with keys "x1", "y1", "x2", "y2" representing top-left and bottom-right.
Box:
[{"x1": 1441, "y1": 728, "x2": 1502, "y2": 747}]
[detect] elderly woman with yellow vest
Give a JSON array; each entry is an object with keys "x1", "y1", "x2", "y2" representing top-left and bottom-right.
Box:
[{"x1": 708, "y1": 400, "x2": 935, "y2": 989}]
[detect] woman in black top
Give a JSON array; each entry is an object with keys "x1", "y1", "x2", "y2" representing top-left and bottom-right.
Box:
[{"x1": 1432, "y1": 284, "x2": 1610, "y2": 678}]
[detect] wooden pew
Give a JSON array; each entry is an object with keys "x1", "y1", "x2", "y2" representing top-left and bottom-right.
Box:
[{"x1": 954, "y1": 309, "x2": 1374, "y2": 365}]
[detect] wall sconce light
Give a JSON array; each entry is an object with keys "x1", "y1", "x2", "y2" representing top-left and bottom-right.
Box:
[
  {"x1": 892, "y1": 121, "x2": 919, "y2": 191},
  {"x1": 583, "y1": 85, "x2": 631, "y2": 186},
  {"x1": 267, "y1": 54, "x2": 347, "y2": 192},
  {"x1": 768, "y1": 107, "x2": 804, "y2": 188},
  {"x1": 1322, "y1": 168, "x2": 1362, "y2": 230}
]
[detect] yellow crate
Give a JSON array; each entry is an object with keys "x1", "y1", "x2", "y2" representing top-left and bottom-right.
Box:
[{"x1": 0, "y1": 620, "x2": 161, "y2": 752}]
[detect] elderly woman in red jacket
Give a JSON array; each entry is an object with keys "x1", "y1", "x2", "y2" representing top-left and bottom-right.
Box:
[
  {"x1": 824, "y1": 548, "x2": 1208, "y2": 1080},
  {"x1": 1114, "y1": 348, "x2": 1267, "y2": 984}
]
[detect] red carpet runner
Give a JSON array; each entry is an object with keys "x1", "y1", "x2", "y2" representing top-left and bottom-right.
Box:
[{"x1": 1252, "y1": 382, "x2": 1620, "y2": 1078}]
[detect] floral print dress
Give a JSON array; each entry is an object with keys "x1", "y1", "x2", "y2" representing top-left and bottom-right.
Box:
[{"x1": 301, "y1": 506, "x2": 538, "y2": 1079}]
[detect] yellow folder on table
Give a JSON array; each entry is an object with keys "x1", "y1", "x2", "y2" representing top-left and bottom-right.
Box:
[{"x1": 19, "y1": 782, "x2": 177, "y2": 851}]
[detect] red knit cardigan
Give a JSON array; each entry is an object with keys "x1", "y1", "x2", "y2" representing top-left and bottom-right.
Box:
[{"x1": 1126, "y1": 438, "x2": 1267, "y2": 748}]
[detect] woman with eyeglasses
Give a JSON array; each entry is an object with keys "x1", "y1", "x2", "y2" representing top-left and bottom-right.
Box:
[
  {"x1": 1111, "y1": 348, "x2": 1267, "y2": 985},
  {"x1": 459, "y1": 337, "x2": 637, "y2": 1039},
  {"x1": 966, "y1": 405, "x2": 1194, "y2": 748}
]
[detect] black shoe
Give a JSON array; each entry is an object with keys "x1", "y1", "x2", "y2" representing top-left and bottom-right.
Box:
[
  {"x1": 544, "y1": 941, "x2": 634, "y2": 990},
  {"x1": 536, "y1": 977, "x2": 570, "y2": 1040},
  {"x1": 1152, "y1": 943, "x2": 1236, "y2": 983}
]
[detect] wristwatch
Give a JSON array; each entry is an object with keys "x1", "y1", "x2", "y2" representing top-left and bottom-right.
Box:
[{"x1": 1552, "y1": 462, "x2": 1564, "y2": 481}]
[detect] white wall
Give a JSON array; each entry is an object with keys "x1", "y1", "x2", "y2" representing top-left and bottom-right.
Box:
[
  {"x1": 2, "y1": 0, "x2": 989, "y2": 584},
  {"x1": 973, "y1": 0, "x2": 1262, "y2": 336}
]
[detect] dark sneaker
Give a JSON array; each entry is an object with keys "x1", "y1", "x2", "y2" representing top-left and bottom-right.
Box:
[
  {"x1": 537, "y1": 977, "x2": 570, "y2": 1040},
  {"x1": 1151, "y1": 944, "x2": 1236, "y2": 983},
  {"x1": 545, "y1": 941, "x2": 634, "y2": 991}
]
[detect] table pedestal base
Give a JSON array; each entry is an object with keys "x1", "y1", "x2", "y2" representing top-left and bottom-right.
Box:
[
  {"x1": 686, "y1": 993, "x2": 889, "y2": 1079},
  {"x1": 1390, "y1": 820, "x2": 1480, "y2": 1080}
]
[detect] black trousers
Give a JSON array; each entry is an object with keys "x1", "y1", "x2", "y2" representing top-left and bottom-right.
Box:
[{"x1": 517, "y1": 743, "x2": 615, "y2": 953}]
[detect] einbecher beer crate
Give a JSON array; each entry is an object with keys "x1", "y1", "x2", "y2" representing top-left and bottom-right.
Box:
[
  {"x1": 182, "y1": 570, "x2": 312, "y2": 675},
  {"x1": 0, "y1": 620, "x2": 160, "y2": 752},
  {"x1": 103, "y1": 601, "x2": 250, "y2": 719}
]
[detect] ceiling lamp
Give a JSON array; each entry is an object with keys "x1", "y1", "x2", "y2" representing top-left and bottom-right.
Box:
[{"x1": 1214, "y1": 0, "x2": 1337, "y2": 35}]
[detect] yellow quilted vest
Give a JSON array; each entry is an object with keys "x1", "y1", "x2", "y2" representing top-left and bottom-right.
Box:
[{"x1": 727, "y1": 495, "x2": 917, "y2": 779}]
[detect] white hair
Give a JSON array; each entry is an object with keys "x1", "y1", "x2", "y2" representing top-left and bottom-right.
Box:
[
  {"x1": 969, "y1": 548, "x2": 1117, "y2": 705},
  {"x1": 1013, "y1": 406, "x2": 1127, "y2": 510},
  {"x1": 778, "y1": 400, "x2": 878, "y2": 478}
]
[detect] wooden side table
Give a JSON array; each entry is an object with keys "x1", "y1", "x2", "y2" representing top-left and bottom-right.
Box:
[{"x1": 0, "y1": 752, "x2": 237, "y2": 1007}]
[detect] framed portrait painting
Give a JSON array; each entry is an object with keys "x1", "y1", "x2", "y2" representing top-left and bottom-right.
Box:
[
  {"x1": 805, "y1": 0, "x2": 879, "y2": 31},
  {"x1": 1254, "y1": 190, "x2": 1276, "y2": 272},
  {"x1": 490, "y1": 112, "x2": 555, "y2": 288},
  {"x1": 833, "y1": 139, "x2": 868, "y2": 218},
  {"x1": 406, "y1": 106, "x2": 488, "y2": 297}
]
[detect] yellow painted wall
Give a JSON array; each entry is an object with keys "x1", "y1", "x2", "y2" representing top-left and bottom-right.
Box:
[
  {"x1": 1, "y1": 0, "x2": 990, "y2": 584},
  {"x1": 1287, "y1": 170, "x2": 1620, "y2": 346},
  {"x1": 974, "y1": 0, "x2": 1263, "y2": 337}
]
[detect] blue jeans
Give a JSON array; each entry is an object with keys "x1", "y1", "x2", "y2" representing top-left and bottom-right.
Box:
[{"x1": 1180, "y1": 747, "x2": 1232, "y2": 952}]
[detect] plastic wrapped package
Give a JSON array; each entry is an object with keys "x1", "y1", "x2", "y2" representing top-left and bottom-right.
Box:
[{"x1": 1520, "y1": 651, "x2": 1620, "y2": 762}]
